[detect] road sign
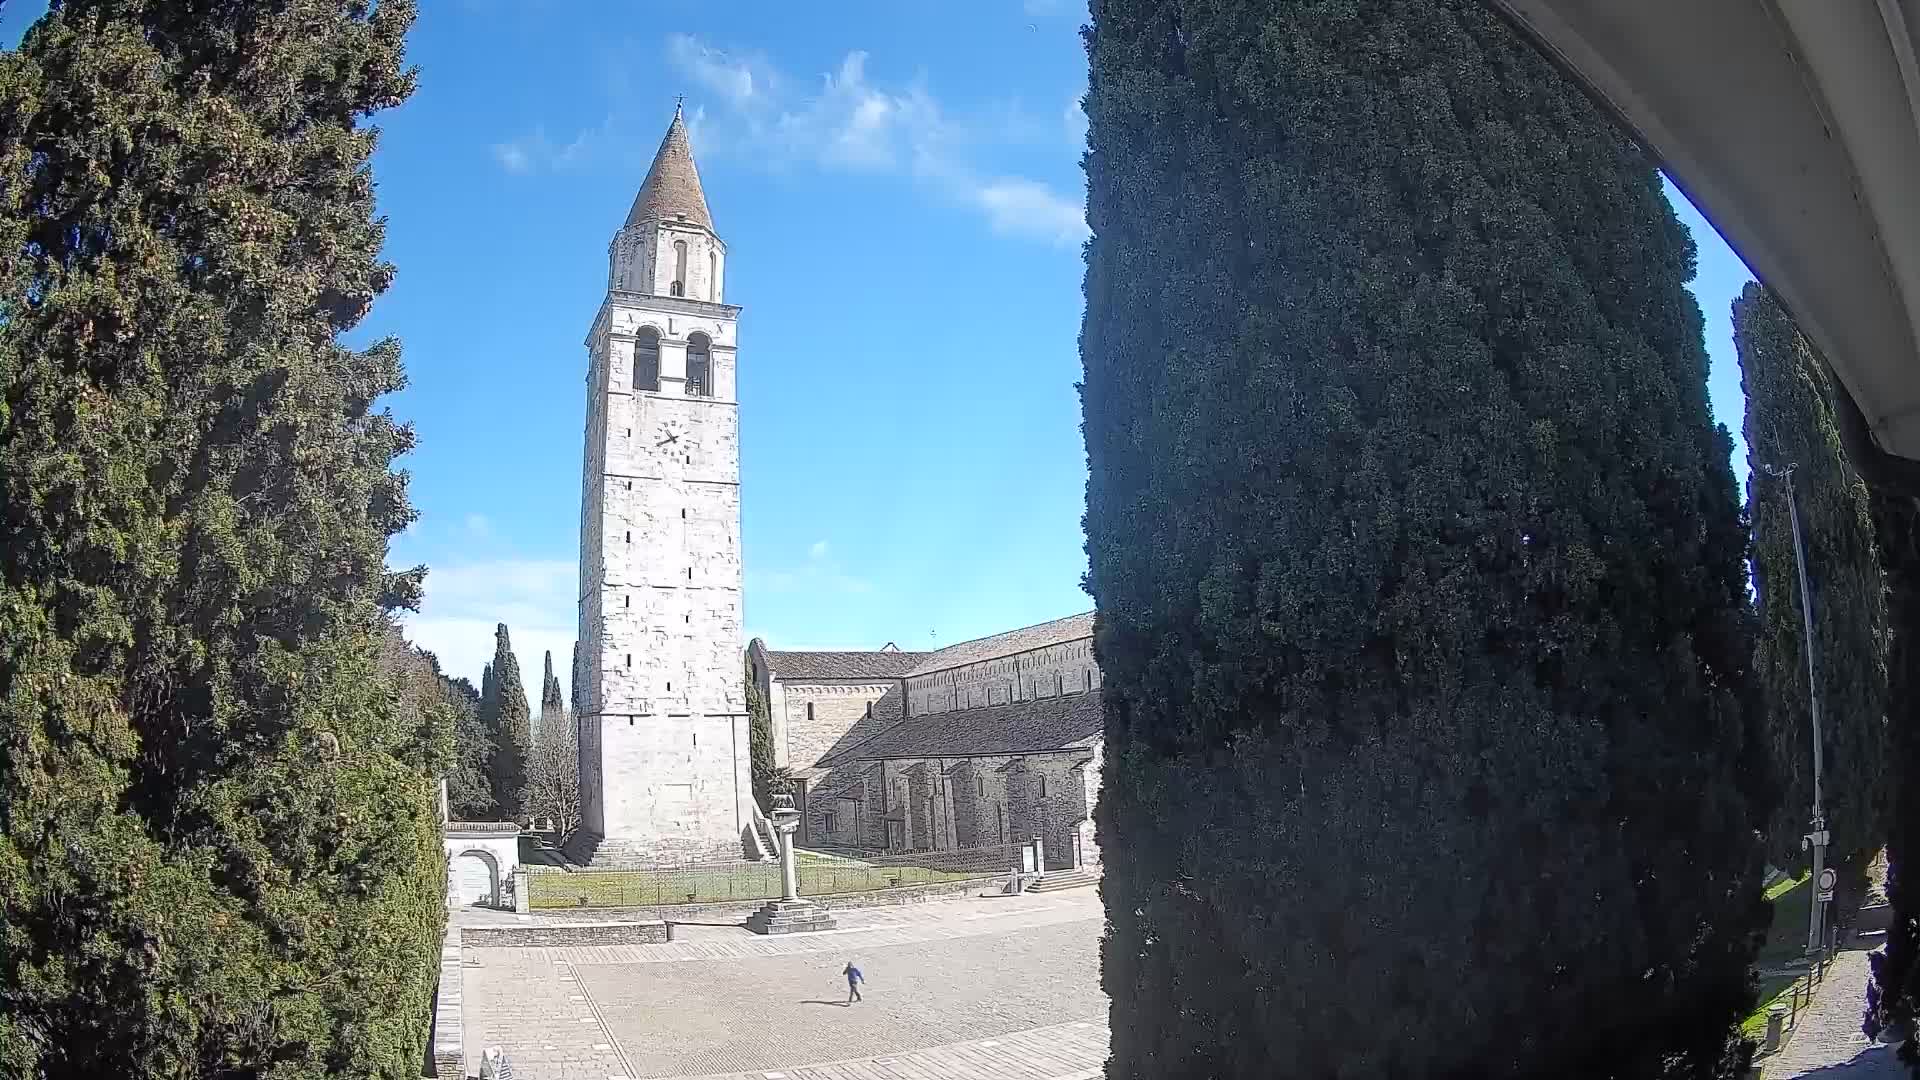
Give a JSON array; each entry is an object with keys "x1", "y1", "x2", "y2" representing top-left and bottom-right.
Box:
[{"x1": 1818, "y1": 867, "x2": 1837, "y2": 903}]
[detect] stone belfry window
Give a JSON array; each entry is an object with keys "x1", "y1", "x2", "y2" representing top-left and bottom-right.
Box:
[
  {"x1": 634, "y1": 326, "x2": 660, "y2": 391},
  {"x1": 671, "y1": 240, "x2": 688, "y2": 297},
  {"x1": 686, "y1": 332, "x2": 712, "y2": 398}
]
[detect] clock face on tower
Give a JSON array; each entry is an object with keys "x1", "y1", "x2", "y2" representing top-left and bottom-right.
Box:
[{"x1": 655, "y1": 419, "x2": 684, "y2": 448}]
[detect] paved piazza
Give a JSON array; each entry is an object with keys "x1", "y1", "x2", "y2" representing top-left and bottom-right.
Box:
[{"x1": 460, "y1": 889, "x2": 1109, "y2": 1079}]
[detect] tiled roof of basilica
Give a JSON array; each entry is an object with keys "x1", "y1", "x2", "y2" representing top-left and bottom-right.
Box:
[
  {"x1": 822, "y1": 691, "x2": 1103, "y2": 763},
  {"x1": 763, "y1": 650, "x2": 928, "y2": 681},
  {"x1": 905, "y1": 611, "x2": 1095, "y2": 677}
]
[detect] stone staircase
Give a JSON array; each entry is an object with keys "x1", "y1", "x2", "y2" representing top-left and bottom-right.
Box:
[
  {"x1": 1026, "y1": 868, "x2": 1099, "y2": 894},
  {"x1": 744, "y1": 897, "x2": 837, "y2": 935}
]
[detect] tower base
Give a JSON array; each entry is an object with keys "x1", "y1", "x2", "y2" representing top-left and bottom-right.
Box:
[{"x1": 562, "y1": 830, "x2": 751, "y2": 869}]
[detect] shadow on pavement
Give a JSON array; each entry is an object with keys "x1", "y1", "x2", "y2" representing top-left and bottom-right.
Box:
[
  {"x1": 799, "y1": 1000, "x2": 852, "y2": 1008},
  {"x1": 1788, "y1": 1044, "x2": 1904, "y2": 1077}
]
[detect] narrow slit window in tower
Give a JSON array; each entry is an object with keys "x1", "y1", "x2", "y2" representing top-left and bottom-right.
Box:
[{"x1": 671, "y1": 240, "x2": 687, "y2": 296}]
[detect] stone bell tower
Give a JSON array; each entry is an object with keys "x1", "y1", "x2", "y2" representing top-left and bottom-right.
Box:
[{"x1": 570, "y1": 104, "x2": 753, "y2": 865}]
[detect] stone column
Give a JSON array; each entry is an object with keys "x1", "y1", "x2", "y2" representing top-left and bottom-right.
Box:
[
  {"x1": 513, "y1": 868, "x2": 530, "y2": 914},
  {"x1": 746, "y1": 793, "x2": 836, "y2": 935},
  {"x1": 777, "y1": 808, "x2": 800, "y2": 902}
]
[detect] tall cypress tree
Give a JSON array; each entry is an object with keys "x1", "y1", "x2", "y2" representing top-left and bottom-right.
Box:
[
  {"x1": 1080, "y1": 1, "x2": 1767, "y2": 1075},
  {"x1": 539, "y1": 648, "x2": 564, "y2": 742},
  {"x1": 488, "y1": 623, "x2": 531, "y2": 819},
  {"x1": 569, "y1": 639, "x2": 583, "y2": 718},
  {"x1": 1736, "y1": 283, "x2": 1889, "y2": 875},
  {"x1": 1867, "y1": 493, "x2": 1920, "y2": 1047},
  {"x1": 0, "y1": 1, "x2": 443, "y2": 1075}
]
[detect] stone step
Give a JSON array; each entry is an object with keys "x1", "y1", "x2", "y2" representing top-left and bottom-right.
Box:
[
  {"x1": 1028, "y1": 870, "x2": 1099, "y2": 893},
  {"x1": 746, "y1": 899, "x2": 838, "y2": 936}
]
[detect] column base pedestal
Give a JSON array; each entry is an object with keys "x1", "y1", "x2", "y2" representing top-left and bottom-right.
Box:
[{"x1": 745, "y1": 898, "x2": 837, "y2": 935}]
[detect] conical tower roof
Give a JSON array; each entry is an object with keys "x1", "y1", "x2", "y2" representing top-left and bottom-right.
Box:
[{"x1": 625, "y1": 104, "x2": 714, "y2": 232}]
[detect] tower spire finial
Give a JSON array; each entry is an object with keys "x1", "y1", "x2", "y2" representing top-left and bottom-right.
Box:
[{"x1": 675, "y1": 93, "x2": 684, "y2": 119}]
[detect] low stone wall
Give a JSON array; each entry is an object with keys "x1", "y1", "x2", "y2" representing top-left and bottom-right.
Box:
[
  {"x1": 430, "y1": 922, "x2": 463, "y2": 1078},
  {"x1": 462, "y1": 920, "x2": 671, "y2": 947},
  {"x1": 532, "y1": 873, "x2": 1000, "y2": 922}
]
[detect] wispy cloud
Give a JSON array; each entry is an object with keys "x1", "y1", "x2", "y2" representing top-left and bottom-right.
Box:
[
  {"x1": 751, "y1": 540, "x2": 872, "y2": 598},
  {"x1": 490, "y1": 118, "x2": 617, "y2": 174},
  {"x1": 400, "y1": 558, "x2": 578, "y2": 707},
  {"x1": 667, "y1": 36, "x2": 1087, "y2": 247}
]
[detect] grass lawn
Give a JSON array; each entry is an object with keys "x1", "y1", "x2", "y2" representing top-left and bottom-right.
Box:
[
  {"x1": 1743, "y1": 872, "x2": 1815, "y2": 1040},
  {"x1": 528, "y1": 853, "x2": 986, "y2": 910}
]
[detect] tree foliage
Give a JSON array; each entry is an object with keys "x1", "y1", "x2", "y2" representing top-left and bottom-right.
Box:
[
  {"x1": 486, "y1": 623, "x2": 531, "y2": 821},
  {"x1": 569, "y1": 639, "x2": 582, "y2": 719},
  {"x1": 746, "y1": 658, "x2": 775, "y2": 809},
  {"x1": 417, "y1": 648, "x2": 491, "y2": 821},
  {"x1": 0, "y1": 1, "x2": 444, "y2": 1075},
  {"x1": 1736, "y1": 283, "x2": 1889, "y2": 871},
  {"x1": 523, "y1": 710, "x2": 581, "y2": 838},
  {"x1": 1866, "y1": 493, "x2": 1920, "y2": 1052},
  {"x1": 1079, "y1": 1, "x2": 1768, "y2": 1075},
  {"x1": 538, "y1": 648, "x2": 564, "y2": 744}
]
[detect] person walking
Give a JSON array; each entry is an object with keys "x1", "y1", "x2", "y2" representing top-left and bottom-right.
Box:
[{"x1": 843, "y1": 960, "x2": 864, "y2": 1004}]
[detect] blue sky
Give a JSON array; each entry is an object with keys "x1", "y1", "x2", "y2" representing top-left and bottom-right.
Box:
[{"x1": 1, "y1": 2, "x2": 1759, "y2": 707}]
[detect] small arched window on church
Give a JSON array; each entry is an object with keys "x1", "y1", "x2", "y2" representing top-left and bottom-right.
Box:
[
  {"x1": 686, "y1": 332, "x2": 712, "y2": 398},
  {"x1": 671, "y1": 240, "x2": 688, "y2": 297},
  {"x1": 634, "y1": 326, "x2": 660, "y2": 392},
  {"x1": 708, "y1": 250, "x2": 718, "y2": 300}
]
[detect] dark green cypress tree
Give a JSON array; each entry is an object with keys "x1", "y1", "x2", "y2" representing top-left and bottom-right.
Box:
[
  {"x1": 488, "y1": 623, "x2": 531, "y2": 819},
  {"x1": 539, "y1": 648, "x2": 564, "y2": 742},
  {"x1": 1736, "y1": 283, "x2": 1889, "y2": 876},
  {"x1": 427, "y1": 649, "x2": 494, "y2": 821},
  {"x1": 569, "y1": 639, "x2": 582, "y2": 718},
  {"x1": 747, "y1": 658, "x2": 775, "y2": 808},
  {"x1": 0, "y1": 1, "x2": 443, "y2": 1075},
  {"x1": 1866, "y1": 493, "x2": 1920, "y2": 1047},
  {"x1": 1079, "y1": 1, "x2": 1767, "y2": 1075}
]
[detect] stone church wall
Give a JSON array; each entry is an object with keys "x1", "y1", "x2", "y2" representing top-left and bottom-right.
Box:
[
  {"x1": 777, "y1": 682, "x2": 895, "y2": 772},
  {"x1": 808, "y1": 750, "x2": 1097, "y2": 870},
  {"x1": 905, "y1": 637, "x2": 1101, "y2": 717}
]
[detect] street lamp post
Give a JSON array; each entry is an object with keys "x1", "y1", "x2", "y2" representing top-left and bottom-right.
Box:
[{"x1": 1761, "y1": 462, "x2": 1831, "y2": 960}]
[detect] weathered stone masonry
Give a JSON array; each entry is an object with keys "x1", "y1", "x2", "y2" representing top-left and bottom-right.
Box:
[
  {"x1": 573, "y1": 106, "x2": 753, "y2": 865},
  {"x1": 754, "y1": 615, "x2": 1105, "y2": 871}
]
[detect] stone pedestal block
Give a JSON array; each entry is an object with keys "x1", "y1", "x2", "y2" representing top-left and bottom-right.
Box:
[{"x1": 745, "y1": 898, "x2": 837, "y2": 935}]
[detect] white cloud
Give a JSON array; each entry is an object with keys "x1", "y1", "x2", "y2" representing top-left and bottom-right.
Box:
[
  {"x1": 668, "y1": 35, "x2": 1084, "y2": 245},
  {"x1": 491, "y1": 141, "x2": 532, "y2": 174},
  {"x1": 399, "y1": 558, "x2": 577, "y2": 709},
  {"x1": 667, "y1": 33, "x2": 763, "y2": 109},
  {"x1": 970, "y1": 176, "x2": 1088, "y2": 245},
  {"x1": 751, "y1": 541, "x2": 872, "y2": 597},
  {"x1": 489, "y1": 120, "x2": 612, "y2": 175}
]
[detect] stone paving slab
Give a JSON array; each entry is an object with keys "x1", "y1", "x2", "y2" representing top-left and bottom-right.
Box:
[
  {"x1": 651, "y1": 1018, "x2": 1109, "y2": 1080},
  {"x1": 463, "y1": 892, "x2": 1105, "y2": 1079},
  {"x1": 1765, "y1": 946, "x2": 1904, "y2": 1078},
  {"x1": 543, "y1": 896, "x2": 1099, "y2": 966}
]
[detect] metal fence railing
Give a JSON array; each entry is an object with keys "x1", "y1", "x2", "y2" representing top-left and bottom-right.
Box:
[{"x1": 527, "y1": 843, "x2": 1018, "y2": 911}]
